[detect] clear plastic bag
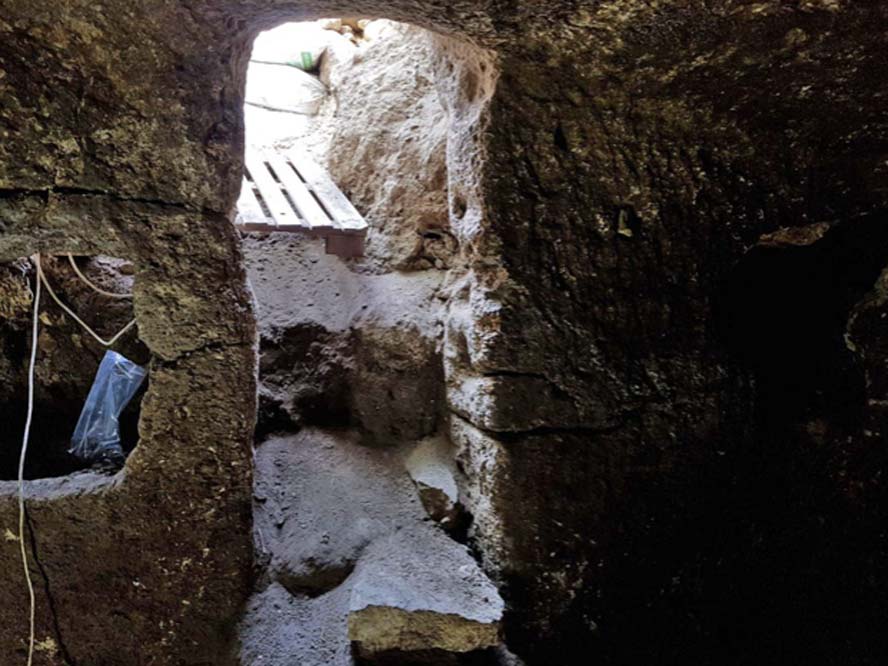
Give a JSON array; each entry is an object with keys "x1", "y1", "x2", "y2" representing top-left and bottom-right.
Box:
[{"x1": 70, "y1": 350, "x2": 147, "y2": 467}]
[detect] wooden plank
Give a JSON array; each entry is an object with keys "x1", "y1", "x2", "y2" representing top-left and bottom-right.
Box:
[
  {"x1": 286, "y1": 147, "x2": 367, "y2": 233},
  {"x1": 236, "y1": 177, "x2": 267, "y2": 227},
  {"x1": 265, "y1": 152, "x2": 332, "y2": 231},
  {"x1": 325, "y1": 234, "x2": 365, "y2": 258},
  {"x1": 244, "y1": 151, "x2": 300, "y2": 228},
  {"x1": 239, "y1": 218, "x2": 277, "y2": 232}
]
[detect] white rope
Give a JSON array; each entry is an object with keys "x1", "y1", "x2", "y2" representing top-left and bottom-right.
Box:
[
  {"x1": 17, "y1": 254, "x2": 137, "y2": 662},
  {"x1": 66, "y1": 254, "x2": 132, "y2": 300},
  {"x1": 35, "y1": 254, "x2": 136, "y2": 347},
  {"x1": 19, "y1": 259, "x2": 40, "y2": 666}
]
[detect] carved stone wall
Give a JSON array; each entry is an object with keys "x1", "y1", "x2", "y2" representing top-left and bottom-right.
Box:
[{"x1": 1, "y1": 1, "x2": 887, "y2": 664}]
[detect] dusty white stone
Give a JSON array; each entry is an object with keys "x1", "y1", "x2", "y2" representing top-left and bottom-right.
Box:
[
  {"x1": 244, "y1": 236, "x2": 446, "y2": 440},
  {"x1": 449, "y1": 414, "x2": 510, "y2": 572},
  {"x1": 240, "y1": 582, "x2": 353, "y2": 666},
  {"x1": 348, "y1": 523, "x2": 503, "y2": 655},
  {"x1": 405, "y1": 435, "x2": 462, "y2": 525},
  {"x1": 253, "y1": 429, "x2": 425, "y2": 594},
  {"x1": 245, "y1": 62, "x2": 327, "y2": 115}
]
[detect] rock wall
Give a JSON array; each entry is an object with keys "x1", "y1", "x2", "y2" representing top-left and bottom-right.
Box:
[
  {"x1": 323, "y1": 21, "x2": 453, "y2": 271},
  {"x1": 1, "y1": 1, "x2": 887, "y2": 665},
  {"x1": 444, "y1": 3, "x2": 888, "y2": 664},
  {"x1": 0, "y1": 2, "x2": 261, "y2": 662},
  {"x1": 244, "y1": 235, "x2": 446, "y2": 442},
  {"x1": 0, "y1": 210, "x2": 257, "y2": 664}
]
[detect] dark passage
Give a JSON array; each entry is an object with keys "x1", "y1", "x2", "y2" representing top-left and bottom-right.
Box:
[
  {"x1": 497, "y1": 215, "x2": 888, "y2": 666},
  {"x1": 0, "y1": 393, "x2": 144, "y2": 480},
  {"x1": 716, "y1": 214, "x2": 888, "y2": 425},
  {"x1": 704, "y1": 213, "x2": 888, "y2": 665}
]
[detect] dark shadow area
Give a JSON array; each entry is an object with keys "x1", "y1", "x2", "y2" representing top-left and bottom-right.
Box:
[
  {"x1": 0, "y1": 390, "x2": 144, "y2": 480},
  {"x1": 255, "y1": 323, "x2": 354, "y2": 440},
  {"x1": 715, "y1": 215, "x2": 888, "y2": 425},
  {"x1": 698, "y1": 212, "x2": 888, "y2": 665},
  {"x1": 0, "y1": 254, "x2": 148, "y2": 479},
  {"x1": 506, "y1": 215, "x2": 888, "y2": 666}
]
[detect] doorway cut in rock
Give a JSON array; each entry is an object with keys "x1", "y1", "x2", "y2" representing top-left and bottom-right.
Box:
[{"x1": 237, "y1": 146, "x2": 368, "y2": 258}]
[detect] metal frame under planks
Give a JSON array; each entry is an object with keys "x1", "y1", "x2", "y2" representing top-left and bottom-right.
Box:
[{"x1": 236, "y1": 147, "x2": 368, "y2": 258}]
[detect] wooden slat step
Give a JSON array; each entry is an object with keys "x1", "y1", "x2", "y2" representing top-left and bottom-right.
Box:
[
  {"x1": 287, "y1": 147, "x2": 366, "y2": 233},
  {"x1": 244, "y1": 152, "x2": 301, "y2": 228},
  {"x1": 236, "y1": 147, "x2": 368, "y2": 257},
  {"x1": 237, "y1": 177, "x2": 268, "y2": 230},
  {"x1": 265, "y1": 152, "x2": 332, "y2": 232}
]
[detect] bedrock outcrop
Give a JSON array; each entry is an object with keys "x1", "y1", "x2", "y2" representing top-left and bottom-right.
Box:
[
  {"x1": 243, "y1": 429, "x2": 503, "y2": 665},
  {"x1": 245, "y1": 234, "x2": 445, "y2": 442}
]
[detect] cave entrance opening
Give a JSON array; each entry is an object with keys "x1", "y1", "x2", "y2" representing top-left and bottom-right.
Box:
[
  {"x1": 0, "y1": 255, "x2": 148, "y2": 480},
  {"x1": 238, "y1": 18, "x2": 459, "y2": 272},
  {"x1": 238, "y1": 17, "x2": 461, "y2": 437},
  {"x1": 238, "y1": 20, "x2": 368, "y2": 258},
  {"x1": 236, "y1": 19, "x2": 507, "y2": 663}
]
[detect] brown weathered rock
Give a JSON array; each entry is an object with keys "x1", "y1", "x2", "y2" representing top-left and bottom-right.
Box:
[{"x1": 0, "y1": 29, "x2": 258, "y2": 651}]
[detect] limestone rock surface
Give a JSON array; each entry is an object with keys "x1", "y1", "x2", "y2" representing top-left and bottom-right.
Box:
[
  {"x1": 240, "y1": 582, "x2": 353, "y2": 666},
  {"x1": 253, "y1": 429, "x2": 425, "y2": 595},
  {"x1": 324, "y1": 20, "x2": 452, "y2": 272},
  {"x1": 245, "y1": 235, "x2": 445, "y2": 442},
  {"x1": 405, "y1": 435, "x2": 464, "y2": 530},
  {"x1": 348, "y1": 525, "x2": 503, "y2": 657},
  {"x1": 245, "y1": 428, "x2": 504, "y2": 665}
]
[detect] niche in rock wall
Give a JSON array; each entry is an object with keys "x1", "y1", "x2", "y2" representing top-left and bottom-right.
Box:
[
  {"x1": 705, "y1": 214, "x2": 888, "y2": 663},
  {"x1": 715, "y1": 215, "x2": 888, "y2": 426},
  {"x1": 0, "y1": 255, "x2": 149, "y2": 479}
]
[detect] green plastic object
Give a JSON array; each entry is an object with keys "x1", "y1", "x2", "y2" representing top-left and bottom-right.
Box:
[{"x1": 286, "y1": 51, "x2": 318, "y2": 71}]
